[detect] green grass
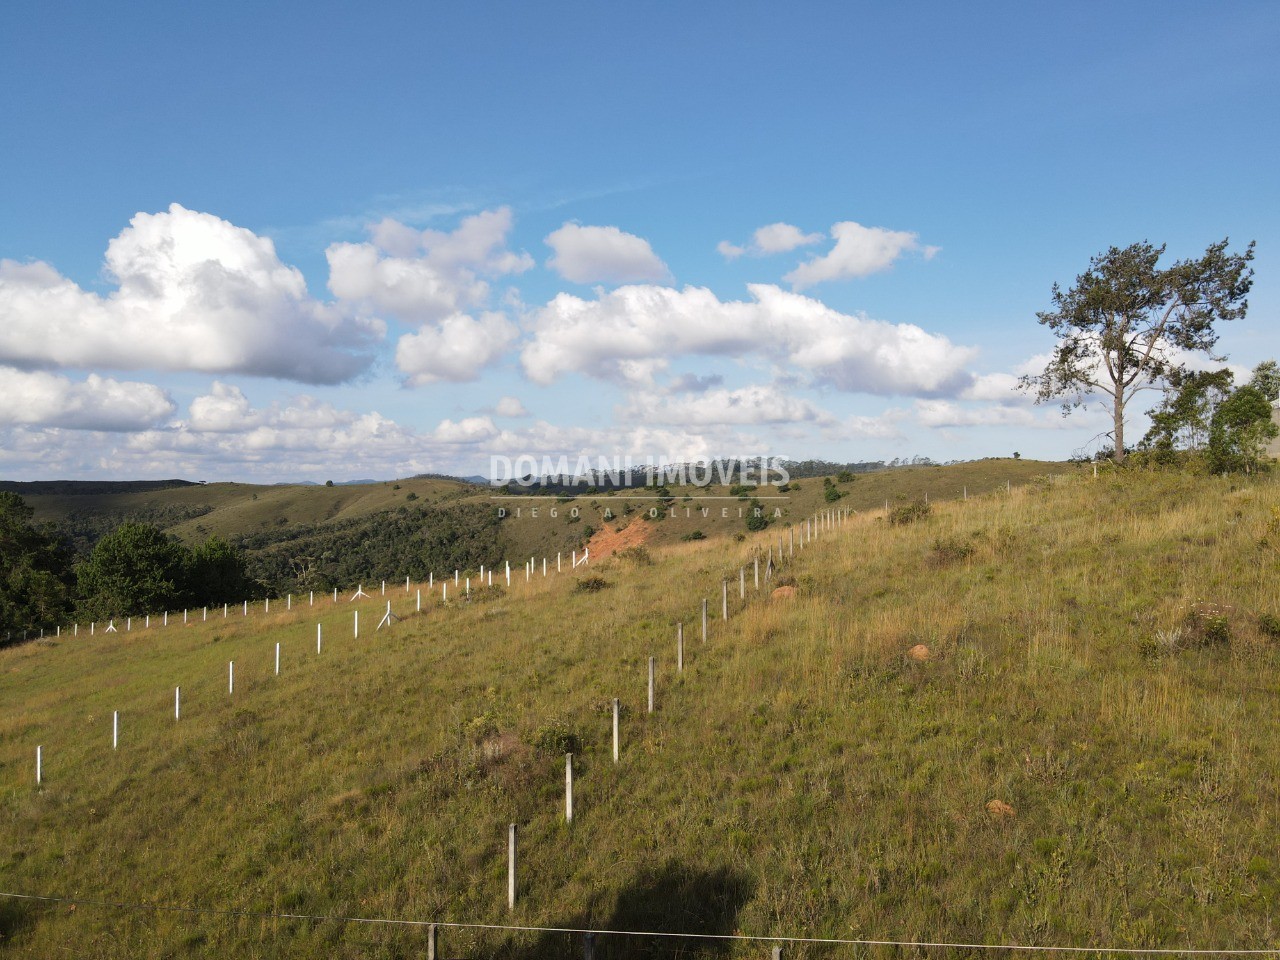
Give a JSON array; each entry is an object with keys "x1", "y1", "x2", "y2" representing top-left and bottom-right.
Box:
[
  {"x1": 4, "y1": 467, "x2": 1280, "y2": 957},
  {"x1": 19, "y1": 459, "x2": 1054, "y2": 557}
]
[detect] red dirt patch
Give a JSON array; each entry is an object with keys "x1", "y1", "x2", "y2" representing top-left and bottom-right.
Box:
[
  {"x1": 985, "y1": 799, "x2": 1015, "y2": 818},
  {"x1": 587, "y1": 516, "x2": 653, "y2": 559}
]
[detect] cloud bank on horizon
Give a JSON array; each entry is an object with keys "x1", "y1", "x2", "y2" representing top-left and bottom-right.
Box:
[{"x1": 0, "y1": 203, "x2": 1100, "y2": 481}]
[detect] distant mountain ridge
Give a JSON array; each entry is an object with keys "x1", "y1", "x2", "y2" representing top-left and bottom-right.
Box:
[{"x1": 0, "y1": 479, "x2": 198, "y2": 496}]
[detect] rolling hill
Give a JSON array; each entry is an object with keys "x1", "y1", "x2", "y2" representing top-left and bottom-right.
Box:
[{"x1": 3, "y1": 465, "x2": 1280, "y2": 957}]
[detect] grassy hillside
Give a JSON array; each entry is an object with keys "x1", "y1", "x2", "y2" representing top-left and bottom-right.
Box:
[
  {"x1": 11, "y1": 461, "x2": 1057, "y2": 600},
  {"x1": 5, "y1": 467, "x2": 1278, "y2": 958}
]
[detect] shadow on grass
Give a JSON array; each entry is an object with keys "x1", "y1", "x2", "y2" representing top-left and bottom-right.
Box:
[
  {"x1": 499, "y1": 860, "x2": 754, "y2": 959},
  {"x1": 0, "y1": 896, "x2": 34, "y2": 946}
]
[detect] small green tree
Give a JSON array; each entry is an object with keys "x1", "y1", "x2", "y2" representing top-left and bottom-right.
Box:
[
  {"x1": 1142, "y1": 367, "x2": 1235, "y2": 452},
  {"x1": 1021, "y1": 239, "x2": 1255, "y2": 463},
  {"x1": 1207, "y1": 385, "x2": 1278, "y2": 474},
  {"x1": 1248, "y1": 360, "x2": 1280, "y2": 403},
  {"x1": 77, "y1": 523, "x2": 188, "y2": 619}
]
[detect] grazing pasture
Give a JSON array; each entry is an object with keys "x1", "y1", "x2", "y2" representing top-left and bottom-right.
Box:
[{"x1": 3, "y1": 466, "x2": 1280, "y2": 957}]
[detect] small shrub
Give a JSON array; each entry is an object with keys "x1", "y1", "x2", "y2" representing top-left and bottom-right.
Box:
[
  {"x1": 824, "y1": 485, "x2": 842, "y2": 503},
  {"x1": 837, "y1": 471, "x2": 855, "y2": 483},
  {"x1": 617, "y1": 546, "x2": 653, "y2": 565},
  {"x1": 1259, "y1": 612, "x2": 1280, "y2": 639},
  {"x1": 531, "y1": 719, "x2": 582, "y2": 756},
  {"x1": 681, "y1": 530, "x2": 706, "y2": 541},
  {"x1": 575, "y1": 575, "x2": 610, "y2": 593},
  {"x1": 1138, "y1": 627, "x2": 1188, "y2": 658},
  {"x1": 888, "y1": 500, "x2": 931, "y2": 526},
  {"x1": 406, "y1": 492, "x2": 418, "y2": 501},
  {"x1": 471, "y1": 584, "x2": 506, "y2": 603},
  {"x1": 932, "y1": 535, "x2": 975, "y2": 565},
  {"x1": 1183, "y1": 602, "x2": 1233, "y2": 646},
  {"x1": 464, "y1": 710, "x2": 500, "y2": 743}
]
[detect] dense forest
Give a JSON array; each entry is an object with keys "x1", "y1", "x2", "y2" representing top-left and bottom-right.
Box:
[{"x1": 232, "y1": 502, "x2": 504, "y2": 594}]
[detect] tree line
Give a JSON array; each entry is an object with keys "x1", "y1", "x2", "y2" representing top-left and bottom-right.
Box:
[
  {"x1": 0, "y1": 494, "x2": 506, "y2": 641},
  {"x1": 0, "y1": 493, "x2": 255, "y2": 640}
]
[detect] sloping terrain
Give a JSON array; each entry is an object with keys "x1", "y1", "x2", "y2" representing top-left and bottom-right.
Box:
[{"x1": 4, "y1": 468, "x2": 1280, "y2": 957}]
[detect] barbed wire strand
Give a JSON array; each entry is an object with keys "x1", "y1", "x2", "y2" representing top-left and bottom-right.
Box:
[{"x1": 2, "y1": 890, "x2": 1279, "y2": 955}]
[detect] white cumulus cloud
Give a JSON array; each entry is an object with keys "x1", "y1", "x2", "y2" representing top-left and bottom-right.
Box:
[
  {"x1": 784, "y1": 220, "x2": 936, "y2": 289},
  {"x1": 0, "y1": 204, "x2": 382, "y2": 384},
  {"x1": 494, "y1": 396, "x2": 529, "y2": 417},
  {"x1": 718, "y1": 222, "x2": 823, "y2": 259},
  {"x1": 0, "y1": 367, "x2": 175, "y2": 431},
  {"x1": 618, "y1": 383, "x2": 835, "y2": 427},
  {"x1": 327, "y1": 206, "x2": 532, "y2": 324},
  {"x1": 914, "y1": 399, "x2": 1073, "y2": 429},
  {"x1": 545, "y1": 223, "x2": 670, "y2": 284},
  {"x1": 521, "y1": 283, "x2": 976, "y2": 397},
  {"x1": 432, "y1": 416, "x2": 500, "y2": 444},
  {"x1": 394, "y1": 312, "x2": 518, "y2": 386}
]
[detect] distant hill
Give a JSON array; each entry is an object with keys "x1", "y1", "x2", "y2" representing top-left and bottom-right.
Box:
[{"x1": 0, "y1": 478, "x2": 197, "y2": 496}]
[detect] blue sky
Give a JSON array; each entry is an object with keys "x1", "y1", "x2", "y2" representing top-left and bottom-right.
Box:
[{"x1": 1, "y1": 1, "x2": 1277, "y2": 481}]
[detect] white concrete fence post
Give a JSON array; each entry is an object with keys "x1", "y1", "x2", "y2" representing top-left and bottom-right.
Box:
[
  {"x1": 508, "y1": 823, "x2": 517, "y2": 910},
  {"x1": 612, "y1": 697, "x2": 620, "y2": 763},
  {"x1": 565, "y1": 753, "x2": 574, "y2": 823},
  {"x1": 648, "y1": 656, "x2": 655, "y2": 713}
]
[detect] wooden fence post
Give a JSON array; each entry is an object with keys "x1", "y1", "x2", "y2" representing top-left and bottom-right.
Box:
[{"x1": 612, "y1": 698, "x2": 620, "y2": 763}]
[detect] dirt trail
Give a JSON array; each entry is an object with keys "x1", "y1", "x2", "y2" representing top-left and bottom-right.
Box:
[{"x1": 586, "y1": 515, "x2": 652, "y2": 558}]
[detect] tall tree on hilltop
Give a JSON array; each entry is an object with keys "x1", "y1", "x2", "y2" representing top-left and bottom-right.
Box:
[{"x1": 1021, "y1": 239, "x2": 1255, "y2": 463}]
